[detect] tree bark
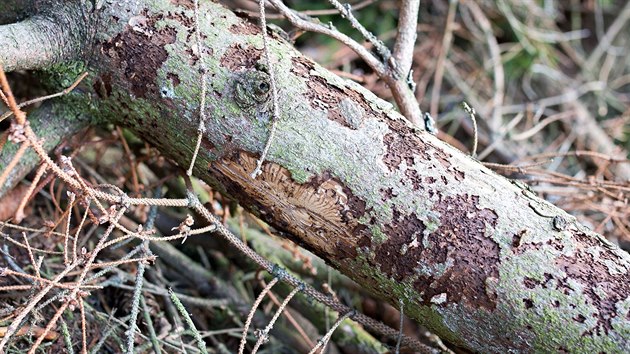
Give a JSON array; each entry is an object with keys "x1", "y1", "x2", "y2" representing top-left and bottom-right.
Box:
[{"x1": 1, "y1": 1, "x2": 629, "y2": 352}]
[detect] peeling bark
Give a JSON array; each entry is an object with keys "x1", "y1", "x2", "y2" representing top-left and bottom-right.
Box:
[{"x1": 1, "y1": 1, "x2": 629, "y2": 352}]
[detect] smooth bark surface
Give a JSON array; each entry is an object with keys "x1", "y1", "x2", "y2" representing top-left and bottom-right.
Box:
[{"x1": 1, "y1": 1, "x2": 629, "y2": 352}]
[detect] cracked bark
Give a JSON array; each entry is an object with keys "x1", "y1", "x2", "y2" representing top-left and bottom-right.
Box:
[{"x1": 1, "y1": 1, "x2": 629, "y2": 352}]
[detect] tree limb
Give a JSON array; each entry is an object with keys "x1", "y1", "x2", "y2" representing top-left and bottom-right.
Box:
[
  {"x1": 393, "y1": 0, "x2": 420, "y2": 78},
  {"x1": 1, "y1": 1, "x2": 629, "y2": 352},
  {"x1": 0, "y1": 2, "x2": 93, "y2": 71},
  {"x1": 268, "y1": 0, "x2": 423, "y2": 125}
]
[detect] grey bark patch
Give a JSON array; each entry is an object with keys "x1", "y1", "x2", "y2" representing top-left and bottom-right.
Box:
[
  {"x1": 291, "y1": 57, "x2": 375, "y2": 130},
  {"x1": 166, "y1": 10, "x2": 195, "y2": 40},
  {"x1": 338, "y1": 98, "x2": 364, "y2": 129},
  {"x1": 219, "y1": 44, "x2": 263, "y2": 71},
  {"x1": 302, "y1": 76, "x2": 359, "y2": 129},
  {"x1": 382, "y1": 132, "x2": 430, "y2": 172},
  {"x1": 102, "y1": 12, "x2": 177, "y2": 98}
]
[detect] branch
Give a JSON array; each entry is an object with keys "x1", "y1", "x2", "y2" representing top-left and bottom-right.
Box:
[
  {"x1": 268, "y1": 0, "x2": 422, "y2": 125},
  {"x1": 327, "y1": 0, "x2": 393, "y2": 66},
  {"x1": 266, "y1": 0, "x2": 386, "y2": 76},
  {"x1": 392, "y1": 0, "x2": 420, "y2": 77},
  {"x1": 2, "y1": 1, "x2": 629, "y2": 352},
  {"x1": 0, "y1": 2, "x2": 93, "y2": 71}
]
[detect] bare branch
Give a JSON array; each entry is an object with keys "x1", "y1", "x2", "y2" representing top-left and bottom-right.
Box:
[
  {"x1": 266, "y1": 0, "x2": 386, "y2": 76},
  {"x1": 393, "y1": 0, "x2": 420, "y2": 77},
  {"x1": 0, "y1": 3, "x2": 93, "y2": 71},
  {"x1": 327, "y1": 0, "x2": 393, "y2": 67}
]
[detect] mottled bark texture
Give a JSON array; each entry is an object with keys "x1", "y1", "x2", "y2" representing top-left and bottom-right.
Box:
[{"x1": 1, "y1": 1, "x2": 629, "y2": 352}]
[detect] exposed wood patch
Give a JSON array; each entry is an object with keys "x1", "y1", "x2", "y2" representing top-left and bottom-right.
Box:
[
  {"x1": 167, "y1": 72, "x2": 181, "y2": 87},
  {"x1": 374, "y1": 207, "x2": 426, "y2": 281},
  {"x1": 208, "y1": 151, "x2": 369, "y2": 260},
  {"x1": 421, "y1": 193, "x2": 499, "y2": 310}
]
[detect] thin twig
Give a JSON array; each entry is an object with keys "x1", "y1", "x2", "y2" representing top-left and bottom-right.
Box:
[
  {"x1": 462, "y1": 102, "x2": 478, "y2": 158},
  {"x1": 251, "y1": 286, "x2": 301, "y2": 354},
  {"x1": 79, "y1": 299, "x2": 87, "y2": 354},
  {"x1": 0, "y1": 64, "x2": 26, "y2": 125},
  {"x1": 308, "y1": 311, "x2": 354, "y2": 354},
  {"x1": 238, "y1": 277, "x2": 279, "y2": 354},
  {"x1": 169, "y1": 288, "x2": 209, "y2": 354},
  {"x1": 327, "y1": 0, "x2": 392, "y2": 66},
  {"x1": 14, "y1": 163, "x2": 48, "y2": 223},
  {"x1": 239, "y1": 0, "x2": 375, "y2": 18},
  {"x1": 0, "y1": 72, "x2": 88, "y2": 123},
  {"x1": 395, "y1": 299, "x2": 404, "y2": 354},
  {"x1": 0, "y1": 140, "x2": 30, "y2": 188},
  {"x1": 267, "y1": 0, "x2": 385, "y2": 76},
  {"x1": 0, "y1": 259, "x2": 82, "y2": 351},
  {"x1": 141, "y1": 296, "x2": 162, "y2": 354},
  {"x1": 73, "y1": 199, "x2": 91, "y2": 263},
  {"x1": 125, "y1": 195, "x2": 159, "y2": 354},
  {"x1": 393, "y1": 0, "x2": 420, "y2": 78},
  {"x1": 64, "y1": 192, "x2": 76, "y2": 265}
]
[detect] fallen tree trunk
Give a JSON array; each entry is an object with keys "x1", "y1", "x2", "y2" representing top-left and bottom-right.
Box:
[{"x1": 1, "y1": 1, "x2": 629, "y2": 352}]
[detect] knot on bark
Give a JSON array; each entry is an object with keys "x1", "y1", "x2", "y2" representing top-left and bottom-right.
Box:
[{"x1": 234, "y1": 70, "x2": 271, "y2": 110}]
